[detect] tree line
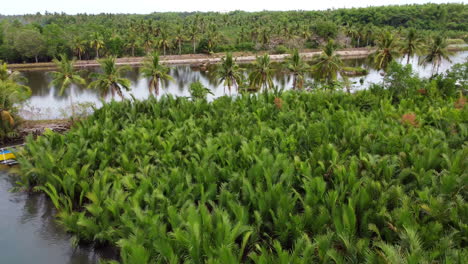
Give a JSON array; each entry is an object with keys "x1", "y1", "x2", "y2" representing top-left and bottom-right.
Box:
[{"x1": 0, "y1": 3, "x2": 466, "y2": 63}]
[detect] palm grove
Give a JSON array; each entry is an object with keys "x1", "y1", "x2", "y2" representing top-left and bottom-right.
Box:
[
  {"x1": 0, "y1": 19, "x2": 461, "y2": 141},
  {"x1": 0, "y1": 3, "x2": 466, "y2": 62}
]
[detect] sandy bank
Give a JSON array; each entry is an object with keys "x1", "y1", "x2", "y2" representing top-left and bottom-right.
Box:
[{"x1": 8, "y1": 48, "x2": 378, "y2": 71}]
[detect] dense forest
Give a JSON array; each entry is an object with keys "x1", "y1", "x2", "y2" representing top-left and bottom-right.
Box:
[{"x1": 0, "y1": 3, "x2": 466, "y2": 63}]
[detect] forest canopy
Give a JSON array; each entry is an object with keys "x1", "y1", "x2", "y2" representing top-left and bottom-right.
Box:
[{"x1": 0, "y1": 3, "x2": 466, "y2": 63}]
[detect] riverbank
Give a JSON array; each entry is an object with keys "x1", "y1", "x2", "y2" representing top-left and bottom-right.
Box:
[
  {"x1": 1, "y1": 119, "x2": 71, "y2": 148},
  {"x1": 6, "y1": 47, "x2": 378, "y2": 71},
  {"x1": 7, "y1": 46, "x2": 467, "y2": 72}
]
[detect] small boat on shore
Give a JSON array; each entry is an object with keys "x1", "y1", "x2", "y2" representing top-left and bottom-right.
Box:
[{"x1": 0, "y1": 148, "x2": 18, "y2": 166}]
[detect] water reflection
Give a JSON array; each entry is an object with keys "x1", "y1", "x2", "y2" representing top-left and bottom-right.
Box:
[
  {"x1": 0, "y1": 170, "x2": 118, "y2": 264},
  {"x1": 19, "y1": 51, "x2": 467, "y2": 120}
]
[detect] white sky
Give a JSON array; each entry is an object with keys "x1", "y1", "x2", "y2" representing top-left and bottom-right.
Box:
[{"x1": 1, "y1": 0, "x2": 465, "y2": 15}]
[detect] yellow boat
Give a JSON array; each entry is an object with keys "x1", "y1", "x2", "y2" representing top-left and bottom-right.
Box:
[{"x1": 0, "y1": 148, "x2": 18, "y2": 166}]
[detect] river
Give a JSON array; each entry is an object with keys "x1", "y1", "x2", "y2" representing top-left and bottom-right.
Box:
[
  {"x1": 0, "y1": 169, "x2": 117, "y2": 264},
  {"x1": 17, "y1": 51, "x2": 467, "y2": 120}
]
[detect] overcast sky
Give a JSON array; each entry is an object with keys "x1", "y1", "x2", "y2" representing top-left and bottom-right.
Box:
[{"x1": 1, "y1": 0, "x2": 465, "y2": 15}]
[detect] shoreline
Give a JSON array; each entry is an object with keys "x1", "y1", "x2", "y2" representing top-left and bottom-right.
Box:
[
  {"x1": 8, "y1": 47, "x2": 377, "y2": 71},
  {"x1": 7, "y1": 46, "x2": 466, "y2": 72},
  {"x1": 0, "y1": 119, "x2": 71, "y2": 148}
]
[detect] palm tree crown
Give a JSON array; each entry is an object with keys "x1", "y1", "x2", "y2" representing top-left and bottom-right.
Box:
[
  {"x1": 400, "y1": 28, "x2": 424, "y2": 64},
  {"x1": 140, "y1": 52, "x2": 173, "y2": 96},
  {"x1": 420, "y1": 34, "x2": 453, "y2": 75},
  {"x1": 372, "y1": 31, "x2": 401, "y2": 70},
  {"x1": 249, "y1": 54, "x2": 274, "y2": 91},
  {"x1": 89, "y1": 56, "x2": 131, "y2": 99},
  {"x1": 285, "y1": 49, "x2": 308, "y2": 90},
  {"x1": 50, "y1": 54, "x2": 86, "y2": 96},
  {"x1": 311, "y1": 40, "x2": 343, "y2": 85},
  {"x1": 216, "y1": 53, "x2": 242, "y2": 94}
]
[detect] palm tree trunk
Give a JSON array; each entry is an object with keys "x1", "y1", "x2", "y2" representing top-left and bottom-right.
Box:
[
  {"x1": 132, "y1": 46, "x2": 135, "y2": 57},
  {"x1": 179, "y1": 41, "x2": 182, "y2": 55},
  {"x1": 406, "y1": 54, "x2": 410, "y2": 65},
  {"x1": 155, "y1": 78, "x2": 160, "y2": 96},
  {"x1": 96, "y1": 47, "x2": 99, "y2": 59},
  {"x1": 193, "y1": 40, "x2": 196, "y2": 54},
  {"x1": 293, "y1": 74, "x2": 297, "y2": 90},
  {"x1": 35, "y1": 55, "x2": 38, "y2": 63}
]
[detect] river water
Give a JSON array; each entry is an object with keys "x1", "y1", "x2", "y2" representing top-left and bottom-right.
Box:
[
  {"x1": 18, "y1": 51, "x2": 467, "y2": 120},
  {"x1": 0, "y1": 169, "x2": 117, "y2": 264}
]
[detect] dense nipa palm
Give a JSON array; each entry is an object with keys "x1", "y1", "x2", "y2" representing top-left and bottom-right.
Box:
[{"x1": 16, "y1": 85, "x2": 467, "y2": 263}]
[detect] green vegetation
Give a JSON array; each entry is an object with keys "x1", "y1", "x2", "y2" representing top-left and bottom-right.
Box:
[
  {"x1": 0, "y1": 61, "x2": 30, "y2": 141},
  {"x1": 284, "y1": 49, "x2": 308, "y2": 90},
  {"x1": 400, "y1": 28, "x2": 424, "y2": 65},
  {"x1": 420, "y1": 35, "x2": 454, "y2": 75},
  {"x1": 0, "y1": 3, "x2": 466, "y2": 63},
  {"x1": 249, "y1": 54, "x2": 274, "y2": 91},
  {"x1": 311, "y1": 40, "x2": 343, "y2": 85},
  {"x1": 16, "y1": 61, "x2": 467, "y2": 263},
  {"x1": 189, "y1": 81, "x2": 212, "y2": 100},
  {"x1": 50, "y1": 54, "x2": 86, "y2": 96},
  {"x1": 216, "y1": 52, "x2": 242, "y2": 94},
  {"x1": 88, "y1": 57, "x2": 131, "y2": 99},
  {"x1": 341, "y1": 66, "x2": 368, "y2": 77},
  {"x1": 140, "y1": 52, "x2": 173, "y2": 96}
]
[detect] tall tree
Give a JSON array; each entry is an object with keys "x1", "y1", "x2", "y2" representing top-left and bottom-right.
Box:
[
  {"x1": 311, "y1": 40, "x2": 343, "y2": 86},
  {"x1": 188, "y1": 24, "x2": 199, "y2": 54},
  {"x1": 249, "y1": 54, "x2": 274, "y2": 91},
  {"x1": 372, "y1": 31, "x2": 401, "y2": 70},
  {"x1": 400, "y1": 28, "x2": 424, "y2": 64},
  {"x1": 140, "y1": 52, "x2": 173, "y2": 96},
  {"x1": 216, "y1": 53, "x2": 242, "y2": 94},
  {"x1": 89, "y1": 56, "x2": 131, "y2": 99},
  {"x1": 158, "y1": 30, "x2": 172, "y2": 56},
  {"x1": 90, "y1": 32, "x2": 104, "y2": 59},
  {"x1": 71, "y1": 37, "x2": 86, "y2": 60},
  {"x1": 174, "y1": 26, "x2": 185, "y2": 55},
  {"x1": 13, "y1": 29, "x2": 45, "y2": 63},
  {"x1": 420, "y1": 34, "x2": 453, "y2": 75},
  {"x1": 50, "y1": 54, "x2": 86, "y2": 115},
  {"x1": 285, "y1": 49, "x2": 308, "y2": 90}
]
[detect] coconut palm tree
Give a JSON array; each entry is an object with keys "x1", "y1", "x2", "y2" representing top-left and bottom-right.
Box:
[
  {"x1": 50, "y1": 54, "x2": 86, "y2": 96},
  {"x1": 311, "y1": 40, "x2": 343, "y2": 86},
  {"x1": 158, "y1": 30, "x2": 172, "y2": 56},
  {"x1": 206, "y1": 24, "x2": 221, "y2": 53},
  {"x1": 249, "y1": 54, "x2": 274, "y2": 91},
  {"x1": 216, "y1": 53, "x2": 242, "y2": 94},
  {"x1": 140, "y1": 52, "x2": 173, "y2": 96},
  {"x1": 188, "y1": 24, "x2": 199, "y2": 54},
  {"x1": 124, "y1": 32, "x2": 139, "y2": 57},
  {"x1": 285, "y1": 49, "x2": 308, "y2": 90},
  {"x1": 420, "y1": 34, "x2": 453, "y2": 75},
  {"x1": 372, "y1": 31, "x2": 401, "y2": 70},
  {"x1": 71, "y1": 37, "x2": 87, "y2": 61},
  {"x1": 174, "y1": 26, "x2": 185, "y2": 55},
  {"x1": 89, "y1": 56, "x2": 131, "y2": 99},
  {"x1": 50, "y1": 54, "x2": 86, "y2": 116},
  {"x1": 400, "y1": 28, "x2": 424, "y2": 64},
  {"x1": 89, "y1": 32, "x2": 104, "y2": 59}
]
